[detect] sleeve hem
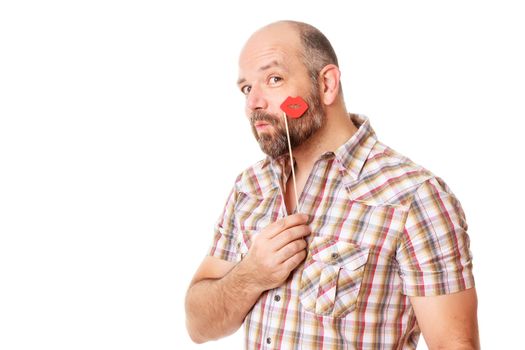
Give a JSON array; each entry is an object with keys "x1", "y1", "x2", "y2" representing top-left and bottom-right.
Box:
[{"x1": 402, "y1": 276, "x2": 476, "y2": 297}]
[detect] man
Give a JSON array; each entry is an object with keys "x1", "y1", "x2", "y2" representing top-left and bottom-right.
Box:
[{"x1": 185, "y1": 20, "x2": 479, "y2": 349}]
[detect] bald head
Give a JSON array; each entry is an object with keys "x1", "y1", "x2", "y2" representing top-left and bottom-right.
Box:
[{"x1": 245, "y1": 21, "x2": 339, "y2": 84}]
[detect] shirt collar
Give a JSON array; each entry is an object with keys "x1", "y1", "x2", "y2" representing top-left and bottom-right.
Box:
[
  {"x1": 333, "y1": 113, "x2": 377, "y2": 181},
  {"x1": 267, "y1": 113, "x2": 377, "y2": 182}
]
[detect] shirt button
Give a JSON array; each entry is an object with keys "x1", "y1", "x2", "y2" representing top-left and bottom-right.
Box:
[
  {"x1": 331, "y1": 252, "x2": 340, "y2": 260},
  {"x1": 266, "y1": 337, "x2": 272, "y2": 344},
  {"x1": 274, "y1": 295, "x2": 281, "y2": 302}
]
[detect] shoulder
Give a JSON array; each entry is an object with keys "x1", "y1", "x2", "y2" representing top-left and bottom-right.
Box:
[
  {"x1": 353, "y1": 140, "x2": 440, "y2": 206},
  {"x1": 231, "y1": 157, "x2": 276, "y2": 197}
]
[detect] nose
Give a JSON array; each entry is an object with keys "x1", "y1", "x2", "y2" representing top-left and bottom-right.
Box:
[{"x1": 246, "y1": 85, "x2": 268, "y2": 112}]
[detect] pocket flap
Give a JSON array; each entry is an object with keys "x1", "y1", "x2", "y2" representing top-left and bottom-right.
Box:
[{"x1": 311, "y1": 237, "x2": 369, "y2": 270}]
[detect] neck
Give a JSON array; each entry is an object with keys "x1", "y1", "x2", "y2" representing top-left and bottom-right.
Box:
[{"x1": 292, "y1": 107, "x2": 357, "y2": 173}]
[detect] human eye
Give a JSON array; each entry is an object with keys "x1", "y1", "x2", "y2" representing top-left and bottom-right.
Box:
[
  {"x1": 240, "y1": 85, "x2": 252, "y2": 95},
  {"x1": 268, "y1": 76, "x2": 283, "y2": 85}
]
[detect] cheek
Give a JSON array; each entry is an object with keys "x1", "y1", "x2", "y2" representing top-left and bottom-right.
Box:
[
  {"x1": 244, "y1": 102, "x2": 253, "y2": 117},
  {"x1": 264, "y1": 90, "x2": 287, "y2": 110}
]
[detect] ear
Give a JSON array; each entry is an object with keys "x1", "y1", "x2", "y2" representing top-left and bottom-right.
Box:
[{"x1": 318, "y1": 64, "x2": 341, "y2": 106}]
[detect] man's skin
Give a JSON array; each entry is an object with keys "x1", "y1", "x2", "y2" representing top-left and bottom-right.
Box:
[{"x1": 185, "y1": 22, "x2": 480, "y2": 349}]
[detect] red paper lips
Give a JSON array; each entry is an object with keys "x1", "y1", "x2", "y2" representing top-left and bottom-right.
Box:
[{"x1": 280, "y1": 96, "x2": 308, "y2": 119}]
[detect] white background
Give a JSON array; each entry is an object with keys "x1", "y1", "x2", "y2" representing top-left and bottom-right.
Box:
[{"x1": 1, "y1": 1, "x2": 523, "y2": 349}]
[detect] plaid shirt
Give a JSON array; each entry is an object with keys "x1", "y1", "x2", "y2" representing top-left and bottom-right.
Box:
[{"x1": 208, "y1": 114, "x2": 475, "y2": 349}]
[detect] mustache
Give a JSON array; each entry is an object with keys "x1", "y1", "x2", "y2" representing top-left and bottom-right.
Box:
[{"x1": 250, "y1": 111, "x2": 279, "y2": 126}]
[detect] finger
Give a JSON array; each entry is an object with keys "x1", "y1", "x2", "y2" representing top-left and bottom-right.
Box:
[
  {"x1": 272, "y1": 224, "x2": 311, "y2": 251},
  {"x1": 276, "y1": 238, "x2": 307, "y2": 263},
  {"x1": 282, "y1": 249, "x2": 307, "y2": 272},
  {"x1": 264, "y1": 213, "x2": 309, "y2": 238}
]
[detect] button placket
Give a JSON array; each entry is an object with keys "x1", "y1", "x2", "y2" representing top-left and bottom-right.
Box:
[
  {"x1": 237, "y1": 239, "x2": 246, "y2": 260},
  {"x1": 264, "y1": 290, "x2": 281, "y2": 348}
]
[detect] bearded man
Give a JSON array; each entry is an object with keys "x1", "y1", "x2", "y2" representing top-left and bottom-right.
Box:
[{"x1": 185, "y1": 20, "x2": 479, "y2": 350}]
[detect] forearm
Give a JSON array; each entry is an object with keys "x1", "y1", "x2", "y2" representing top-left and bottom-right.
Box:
[{"x1": 185, "y1": 261, "x2": 263, "y2": 343}]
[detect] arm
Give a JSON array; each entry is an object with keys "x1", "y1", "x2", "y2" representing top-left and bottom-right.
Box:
[
  {"x1": 410, "y1": 287, "x2": 480, "y2": 350},
  {"x1": 184, "y1": 256, "x2": 262, "y2": 343},
  {"x1": 185, "y1": 213, "x2": 311, "y2": 343},
  {"x1": 397, "y1": 177, "x2": 478, "y2": 348}
]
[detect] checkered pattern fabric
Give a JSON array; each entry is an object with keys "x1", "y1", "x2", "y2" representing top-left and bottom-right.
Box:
[{"x1": 208, "y1": 114, "x2": 475, "y2": 349}]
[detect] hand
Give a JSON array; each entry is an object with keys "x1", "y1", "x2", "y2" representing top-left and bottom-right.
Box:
[{"x1": 240, "y1": 213, "x2": 311, "y2": 292}]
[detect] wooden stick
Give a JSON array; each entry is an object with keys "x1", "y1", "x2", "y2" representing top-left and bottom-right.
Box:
[{"x1": 283, "y1": 112, "x2": 300, "y2": 212}]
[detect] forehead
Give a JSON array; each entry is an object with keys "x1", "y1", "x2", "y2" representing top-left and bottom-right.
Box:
[{"x1": 238, "y1": 26, "x2": 304, "y2": 79}]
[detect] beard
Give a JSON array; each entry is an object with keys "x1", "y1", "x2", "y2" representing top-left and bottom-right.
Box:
[{"x1": 249, "y1": 86, "x2": 325, "y2": 159}]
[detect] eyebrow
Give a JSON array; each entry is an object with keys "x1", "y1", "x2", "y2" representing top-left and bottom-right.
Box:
[{"x1": 237, "y1": 60, "x2": 284, "y2": 86}]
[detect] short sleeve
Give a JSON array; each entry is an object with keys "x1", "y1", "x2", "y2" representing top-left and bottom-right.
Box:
[
  {"x1": 207, "y1": 176, "x2": 241, "y2": 263},
  {"x1": 396, "y1": 177, "x2": 475, "y2": 296}
]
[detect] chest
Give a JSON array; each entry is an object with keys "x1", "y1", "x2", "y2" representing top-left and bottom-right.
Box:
[
  {"x1": 283, "y1": 169, "x2": 309, "y2": 215},
  {"x1": 234, "y1": 165, "x2": 408, "y2": 253}
]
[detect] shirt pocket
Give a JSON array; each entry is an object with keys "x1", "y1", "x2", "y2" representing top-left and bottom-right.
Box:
[{"x1": 299, "y1": 236, "x2": 370, "y2": 318}]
